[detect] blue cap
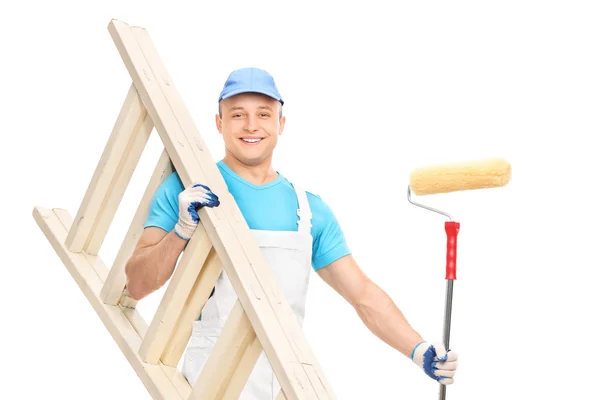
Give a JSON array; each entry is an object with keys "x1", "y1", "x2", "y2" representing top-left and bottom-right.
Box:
[{"x1": 218, "y1": 67, "x2": 284, "y2": 105}]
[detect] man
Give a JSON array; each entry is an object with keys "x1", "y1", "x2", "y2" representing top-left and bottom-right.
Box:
[{"x1": 124, "y1": 67, "x2": 458, "y2": 399}]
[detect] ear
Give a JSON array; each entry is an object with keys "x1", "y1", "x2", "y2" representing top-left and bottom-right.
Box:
[
  {"x1": 215, "y1": 113, "x2": 223, "y2": 134},
  {"x1": 278, "y1": 115, "x2": 286, "y2": 135}
]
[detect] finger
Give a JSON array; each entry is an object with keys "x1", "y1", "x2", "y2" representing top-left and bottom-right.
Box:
[
  {"x1": 189, "y1": 182, "x2": 218, "y2": 195},
  {"x1": 190, "y1": 191, "x2": 218, "y2": 203},
  {"x1": 188, "y1": 185, "x2": 214, "y2": 196},
  {"x1": 187, "y1": 195, "x2": 212, "y2": 207},
  {"x1": 434, "y1": 360, "x2": 458, "y2": 371},
  {"x1": 433, "y1": 343, "x2": 448, "y2": 361},
  {"x1": 189, "y1": 200, "x2": 211, "y2": 211},
  {"x1": 204, "y1": 199, "x2": 220, "y2": 207},
  {"x1": 444, "y1": 350, "x2": 458, "y2": 362},
  {"x1": 438, "y1": 377, "x2": 454, "y2": 385},
  {"x1": 203, "y1": 193, "x2": 220, "y2": 206},
  {"x1": 191, "y1": 183, "x2": 211, "y2": 191},
  {"x1": 194, "y1": 191, "x2": 220, "y2": 204},
  {"x1": 434, "y1": 368, "x2": 456, "y2": 378},
  {"x1": 192, "y1": 194, "x2": 220, "y2": 208}
]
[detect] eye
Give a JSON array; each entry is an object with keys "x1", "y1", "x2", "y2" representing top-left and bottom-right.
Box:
[
  {"x1": 232, "y1": 113, "x2": 243, "y2": 118},
  {"x1": 260, "y1": 113, "x2": 270, "y2": 118}
]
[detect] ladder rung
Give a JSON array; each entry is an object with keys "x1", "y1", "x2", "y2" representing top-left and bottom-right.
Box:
[
  {"x1": 190, "y1": 300, "x2": 261, "y2": 399},
  {"x1": 138, "y1": 222, "x2": 216, "y2": 364},
  {"x1": 161, "y1": 247, "x2": 223, "y2": 367},
  {"x1": 65, "y1": 83, "x2": 153, "y2": 255},
  {"x1": 100, "y1": 147, "x2": 173, "y2": 306}
]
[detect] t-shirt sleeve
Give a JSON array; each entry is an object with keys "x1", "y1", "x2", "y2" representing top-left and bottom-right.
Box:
[
  {"x1": 144, "y1": 171, "x2": 184, "y2": 233},
  {"x1": 309, "y1": 193, "x2": 352, "y2": 271}
]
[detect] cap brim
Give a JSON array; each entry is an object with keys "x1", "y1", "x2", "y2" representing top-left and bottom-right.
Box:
[{"x1": 220, "y1": 89, "x2": 284, "y2": 105}]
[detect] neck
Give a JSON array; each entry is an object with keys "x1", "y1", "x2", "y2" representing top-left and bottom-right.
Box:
[{"x1": 222, "y1": 153, "x2": 279, "y2": 186}]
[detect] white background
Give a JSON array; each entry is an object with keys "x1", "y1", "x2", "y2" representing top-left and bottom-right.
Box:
[{"x1": 2, "y1": 1, "x2": 598, "y2": 399}]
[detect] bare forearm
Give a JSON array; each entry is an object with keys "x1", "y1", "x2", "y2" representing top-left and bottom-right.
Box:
[
  {"x1": 125, "y1": 230, "x2": 187, "y2": 300},
  {"x1": 354, "y1": 282, "x2": 423, "y2": 358}
]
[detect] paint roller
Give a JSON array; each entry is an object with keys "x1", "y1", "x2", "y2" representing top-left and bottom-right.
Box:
[{"x1": 407, "y1": 157, "x2": 512, "y2": 400}]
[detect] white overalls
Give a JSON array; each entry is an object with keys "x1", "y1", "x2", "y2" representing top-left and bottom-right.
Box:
[{"x1": 182, "y1": 184, "x2": 313, "y2": 399}]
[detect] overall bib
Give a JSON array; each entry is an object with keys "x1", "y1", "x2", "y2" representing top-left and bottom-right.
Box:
[{"x1": 182, "y1": 184, "x2": 313, "y2": 399}]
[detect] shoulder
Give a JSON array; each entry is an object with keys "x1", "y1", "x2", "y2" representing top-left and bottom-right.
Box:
[
  {"x1": 289, "y1": 181, "x2": 336, "y2": 224},
  {"x1": 158, "y1": 171, "x2": 185, "y2": 196},
  {"x1": 298, "y1": 187, "x2": 350, "y2": 270},
  {"x1": 280, "y1": 174, "x2": 334, "y2": 216},
  {"x1": 306, "y1": 190, "x2": 338, "y2": 223},
  {"x1": 145, "y1": 171, "x2": 184, "y2": 230},
  {"x1": 150, "y1": 171, "x2": 185, "y2": 209},
  {"x1": 305, "y1": 190, "x2": 327, "y2": 210}
]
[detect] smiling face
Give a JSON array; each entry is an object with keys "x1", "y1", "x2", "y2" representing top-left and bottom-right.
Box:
[{"x1": 216, "y1": 92, "x2": 285, "y2": 167}]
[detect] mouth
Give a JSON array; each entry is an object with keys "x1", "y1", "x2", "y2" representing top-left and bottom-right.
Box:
[{"x1": 240, "y1": 137, "x2": 264, "y2": 145}]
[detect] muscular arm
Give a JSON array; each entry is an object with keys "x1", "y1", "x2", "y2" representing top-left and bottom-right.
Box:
[
  {"x1": 124, "y1": 227, "x2": 188, "y2": 300},
  {"x1": 317, "y1": 255, "x2": 423, "y2": 358}
]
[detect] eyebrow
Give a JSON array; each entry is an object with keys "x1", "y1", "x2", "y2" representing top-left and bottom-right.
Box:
[{"x1": 228, "y1": 105, "x2": 274, "y2": 112}]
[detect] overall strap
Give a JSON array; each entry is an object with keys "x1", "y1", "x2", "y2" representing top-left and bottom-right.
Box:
[{"x1": 292, "y1": 183, "x2": 312, "y2": 235}]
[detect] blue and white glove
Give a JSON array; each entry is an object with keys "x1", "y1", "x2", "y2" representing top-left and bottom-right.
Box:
[
  {"x1": 411, "y1": 342, "x2": 458, "y2": 385},
  {"x1": 175, "y1": 183, "x2": 220, "y2": 240}
]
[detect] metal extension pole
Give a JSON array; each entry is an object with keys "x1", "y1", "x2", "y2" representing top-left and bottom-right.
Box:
[
  {"x1": 439, "y1": 279, "x2": 454, "y2": 400},
  {"x1": 407, "y1": 185, "x2": 459, "y2": 400}
]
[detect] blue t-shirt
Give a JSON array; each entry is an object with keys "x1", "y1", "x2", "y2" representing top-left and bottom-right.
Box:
[{"x1": 144, "y1": 160, "x2": 351, "y2": 271}]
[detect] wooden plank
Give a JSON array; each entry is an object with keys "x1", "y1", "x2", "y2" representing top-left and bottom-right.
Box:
[
  {"x1": 108, "y1": 21, "x2": 197, "y2": 186},
  {"x1": 65, "y1": 83, "x2": 153, "y2": 255},
  {"x1": 119, "y1": 288, "x2": 138, "y2": 308},
  {"x1": 276, "y1": 390, "x2": 287, "y2": 400},
  {"x1": 190, "y1": 300, "x2": 261, "y2": 400},
  {"x1": 139, "y1": 222, "x2": 214, "y2": 364},
  {"x1": 86, "y1": 103, "x2": 154, "y2": 255},
  {"x1": 82, "y1": 250, "x2": 109, "y2": 282},
  {"x1": 120, "y1": 306, "x2": 192, "y2": 399},
  {"x1": 222, "y1": 335, "x2": 263, "y2": 399},
  {"x1": 32, "y1": 206, "x2": 190, "y2": 400},
  {"x1": 161, "y1": 247, "x2": 223, "y2": 367},
  {"x1": 108, "y1": 19, "x2": 336, "y2": 399},
  {"x1": 100, "y1": 148, "x2": 173, "y2": 306}
]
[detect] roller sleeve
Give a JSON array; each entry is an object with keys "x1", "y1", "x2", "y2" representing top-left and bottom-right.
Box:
[{"x1": 409, "y1": 157, "x2": 511, "y2": 196}]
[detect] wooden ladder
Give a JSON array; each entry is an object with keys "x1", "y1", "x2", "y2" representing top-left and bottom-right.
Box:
[{"x1": 32, "y1": 18, "x2": 336, "y2": 400}]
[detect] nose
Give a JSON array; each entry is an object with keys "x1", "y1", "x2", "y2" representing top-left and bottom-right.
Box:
[{"x1": 244, "y1": 114, "x2": 259, "y2": 132}]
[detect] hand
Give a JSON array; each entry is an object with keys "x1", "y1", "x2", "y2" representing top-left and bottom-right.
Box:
[
  {"x1": 175, "y1": 183, "x2": 220, "y2": 240},
  {"x1": 411, "y1": 342, "x2": 458, "y2": 385}
]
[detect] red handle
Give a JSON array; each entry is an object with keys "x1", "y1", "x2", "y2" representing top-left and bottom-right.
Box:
[{"x1": 445, "y1": 221, "x2": 460, "y2": 280}]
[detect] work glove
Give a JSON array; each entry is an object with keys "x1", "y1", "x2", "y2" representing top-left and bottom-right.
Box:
[
  {"x1": 411, "y1": 341, "x2": 458, "y2": 385},
  {"x1": 174, "y1": 183, "x2": 220, "y2": 240}
]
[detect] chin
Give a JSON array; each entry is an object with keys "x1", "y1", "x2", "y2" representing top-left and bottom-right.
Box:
[
  {"x1": 226, "y1": 142, "x2": 275, "y2": 166},
  {"x1": 235, "y1": 150, "x2": 273, "y2": 166},
  {"x1": 239, "y1": 156, "x2": 268, "y2": 166}
]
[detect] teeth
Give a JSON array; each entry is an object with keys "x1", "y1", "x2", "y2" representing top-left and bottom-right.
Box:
[{"x1": 243, "y1": 138, "x2": 261, "y2": 143}]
